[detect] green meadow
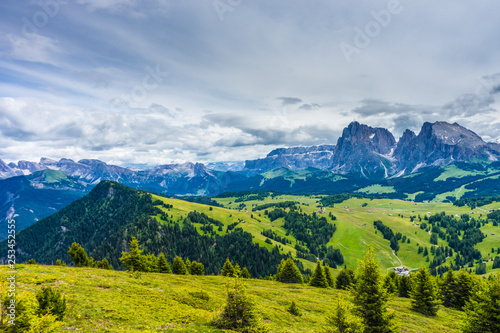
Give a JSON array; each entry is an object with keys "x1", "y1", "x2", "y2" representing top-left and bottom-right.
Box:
[
  {"x1": 0, "y1": 265, "x2": 466, "y2": 333},
  {"x1": 151, "y1": 193, "x2": 500, "y2": 273}
]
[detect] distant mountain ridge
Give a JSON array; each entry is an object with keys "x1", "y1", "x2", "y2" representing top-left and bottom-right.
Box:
[
  {"x1": 2, "y1": 120, "x2": 500, "y2": 239},
  {"x1": 242, "y1": 145, "x2": 336, "y2": 175},
  {"x1": 1, "y1": 120, "x2": 500, "y2": 188}
]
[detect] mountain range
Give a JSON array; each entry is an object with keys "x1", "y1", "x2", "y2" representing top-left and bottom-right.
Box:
[
  {"x1": 2, "y1": 120, "x2": 500, "y2": 238},
  {"x1": 2, "y1": 121, "x2": 499, "y2": 183}
]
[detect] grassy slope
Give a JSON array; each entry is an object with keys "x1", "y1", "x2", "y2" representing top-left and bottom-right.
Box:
[
  {"x1": 0, "y1": 265, "x2": 465, "y2": 333},
  {"x1": 355, "y1": 184, "x2": 396, "y2": 194},
  {"x1": 152, "y1": 194, "x2": 500, "y2": 274}
]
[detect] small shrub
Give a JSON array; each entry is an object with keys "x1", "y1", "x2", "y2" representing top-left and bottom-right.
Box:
[
  {"x1": 173, "y1": 256, "x2": 188, "y2": 275},
  {"x1": 221, "y1": 258, "x2": 236, "y2": 277},
  {"x1": 36, "y1": 286, "x2": 67, "y2": 321},
  {"x1": 212, "y1": 278, "x2": 268, "y2": 332},
  {"x1": 68, "y1": 242, "x2": 91, "y2": 267},
  {"x1": 287, "y1": 300, "x2": 301, "y2": 316}
]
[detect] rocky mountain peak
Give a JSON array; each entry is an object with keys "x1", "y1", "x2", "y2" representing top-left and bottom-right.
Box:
[
  {"x1": 394, "y1": 121, "x2": 499, "y2": 172},
  {"x1": 331, "y1": 122, "x2": 397, "y2": 178},
  {"x1": 338, "y1": 121, "x2": 396, "y2": 154},
  {"x1": 78, "y1": 159, "x2": 107, "y2": 166}
]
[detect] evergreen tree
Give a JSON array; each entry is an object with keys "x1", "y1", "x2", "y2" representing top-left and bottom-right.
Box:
[
  {"x1": 96, "y1": 258, "x2": 112, "y2": 270},
  {"x1": 67, "y1": 242, "x2": 90, "y2": 267},
  {"x1": 324, "y1": 295, "x2": 365, "y2": 333},
  {"x1": 142, "y1": 253, "x2": 159, "y2": 272},
  {"x1": 221, "y1": 258, "x2": 236, "y2": 277},
  {"x1": 493, "y1": 256, "x2": 500, "y2": 269},
  {"x1": 172, "y1": 256, "x2": 188, "y2": 275},
  {"x1": 157, "y1": 252, "x2": 172, "y2": 273},
  {"x1": 35, "y1": 286, "x2": 67, "y2": 321},
  {"x1": 287, "y1": 300, "x2": 301, "y2": 316},
  {"x1": 324, "y1": 263, "x2": 335, "y2": 288},
  {"x1": 453, "y1": 269, "x2": 475, "y2": 309},
  {"x1": 2, "y1": 293, "x2": 62, "y2": 332},
  {"x1": 276, "y1": 258, "x2": 303, "y2": 284},
  {"x1": 410, "y1": 267, "x2": 440, "y2": 316},
  {"x1": 309, "y1": 260, "x2": 329, "y2": 288},
  {"x1": 212, "y1": 278, "x2": 261, "y2": 331},
  {"x1": 440, "y1": 268, "x2": 456, "y2": 308},
  {"x1": 336, "y1": 268, "x2": 355, "y2": 290},
  {"x1": 398, "y1": 275, "x2": 411, "y2": 298},
  {"x1": 119, "y1": 236, "x2": 144, "y2": 271},
  {"x1": 234, "y1": 263, "x2": 242, "y2": 277},
  {"x1": 241, "y1": 267, "x2": 251, "y2": 279},
  {"x1": 351, "y1": 246, "x2": 397, "y2": 333},
  {"x1": 383, "y1": 274, "x2": 397, "y2": 294},
  {"x1": 462, "y1": 274, "x2": 500, "y2": 333},
  {"x1": 185, "y1": 258, "x2": 192, "y2": 274},
  {"x1": 190, "y1": 261, "x2": 205, "y2": 275}
]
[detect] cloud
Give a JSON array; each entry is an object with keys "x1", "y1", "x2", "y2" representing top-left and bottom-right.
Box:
[
  {"x1": 298, "y1": 103, "x2": 320, "y2": 111},
  {"x1": 1, "y1": 1, "x2": 500, "y2": 164},
  {"x1": 352, "y1": 99, "x2": 437, "y2": 118},
  {"x1": 277, "y1": 97, "x2": 302, "y2": 106},
  {"x1": 5, "y1": 33, "x2": 61, "y2": 65},
  {"x1": 76, "y1": 0, "x2": 138, "y2": 11},
  {"x1": 443, "y1": 93, "x2": 495, "y2": 118}
]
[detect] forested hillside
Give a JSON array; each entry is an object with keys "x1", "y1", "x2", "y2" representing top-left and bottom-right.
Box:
[{"x1": 0, "y1": 181, "x2": 285, "y2": 277}]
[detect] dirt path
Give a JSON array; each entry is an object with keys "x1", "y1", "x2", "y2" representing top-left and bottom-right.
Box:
[{"x1": 392, "y1": 250, "x2": 403, "y2": 267}]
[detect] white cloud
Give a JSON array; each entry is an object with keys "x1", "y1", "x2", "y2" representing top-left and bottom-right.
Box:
[
  {"x1": 5, "y1": 33, "x2": 61, "y2": 65},
  {"x1": 0, "y1": 0, "x2": 500, "y2": 164}
]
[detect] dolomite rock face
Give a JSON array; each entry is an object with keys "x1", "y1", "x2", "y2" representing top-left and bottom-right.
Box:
[
  {"x1": 394, "y1": 121, "x2": 500, "y2": 172},
  {"x1": 330, "y1": 121, "x2": 397, "y2": 179}
]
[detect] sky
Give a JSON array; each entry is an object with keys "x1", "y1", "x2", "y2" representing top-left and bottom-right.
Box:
[{"x1": 1, "y1": 0, "x2": 500, "y2": 166}]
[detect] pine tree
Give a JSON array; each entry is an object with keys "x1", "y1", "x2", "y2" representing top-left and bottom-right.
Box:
[
  {"x1": 67, "y1": 242, "x2": 90, "y2": 267},
  {"x1": 241, "y1": 267, "x2": 251, "y2": 279},
  {"x1": 287, "y1": 300, "x2": 301, "y2": 316},
  {"x1": 383, "y1": 274, "x2": 397, "y2": 294},
  {"x1": 351, "y1": 246, "x2": 397, "y2": 333},
  {"x1": 453, "y1": 269, "x2": 475, "y2": 309},
  {"x1": 221, "y1": 258, "x2": 236, "y2": 277},
  {"x1": 398, "y1": 275, "x2": 411, "y2": 298},
  {"x1": 276, "y1": 258, "x2": 303, "y2": 284},
  {"x1": 35, "y1": 286, "x2": 67, "y2": 321},
  {"x1": 324, "y1": 295, "x2": 365, "y2": 333},
  {"x1": 157, "y1": 252, "x2": 172, "y2": 273},
  {"x1": 96, "y1": 258, "x2": 112, "y2": 270},
  {"x1": 234, "y1": 263, "x2": 242, "y2": 277},
  {"x1": 410, "y1": 267, "x2": 440, "y2": 316},
  {"x1": 212, "y1": 278, "x2": 259, "y2": 331},
  {"x1": 309, "y1": 260, "x2": 329, "y2": 288},
  {"x1": 119, "y1": 236, "x2": 145, "y2": 271},
  {"x1": 324, "y1": 263, "x2": 335, "y2": 288},
  {"x1": 142, "y1": 253, "x2": 159, "y2": 272},
  {"x1": 185, "y1": 258, "x2": 192, "y2": 274},
  {"x1": 172, "y1": 256, "x2": 188, "y2": 275},
  {"x1": 440, "y1": 268, "x2": 456, "y2": 308},
  {"x1": 336, "y1": 268, "x2": 355, "y2": 290},
  {"x1": 190, "y1": 261, "x2": 205, "y2": 275},
  {"x1": 462, "y1": 273, "x2": 500, "y2": 333}
]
